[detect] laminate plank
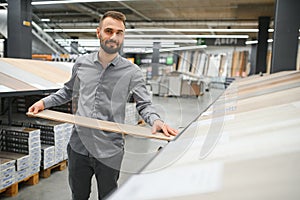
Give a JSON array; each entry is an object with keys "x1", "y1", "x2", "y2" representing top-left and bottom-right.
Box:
[
  {"x1": 27, "y1": 110, "x2": 174, "y2": 141},
  {"x1": 0, "y1": 60, "x2": 59, "y2": 89},
  {"x1": 0, "y1": 58, "x2": 70, "y2": 84},
  {"x1": 200, "y1": 86, "x2": 300, "y2": 120},
  {"x1": 0, "y1": 72, "x2": 37, "y2": 91}
]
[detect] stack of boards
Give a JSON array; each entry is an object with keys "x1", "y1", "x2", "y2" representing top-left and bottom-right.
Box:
[
  {"x1": 0, "y1": 57, "x2": 71, "y2": 93},
  {"x1": 108, "y1": 71, "x2": 300, "y2": 200}
]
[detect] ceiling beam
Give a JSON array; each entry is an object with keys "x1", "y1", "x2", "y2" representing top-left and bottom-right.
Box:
[{"x1": 118, "y1": 1, "x2": 152, "y2": 22}]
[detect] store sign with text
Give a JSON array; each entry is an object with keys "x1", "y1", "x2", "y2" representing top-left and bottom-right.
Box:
[{"x1": 197, "y1": 38, "x2": 246, "y2": 46}]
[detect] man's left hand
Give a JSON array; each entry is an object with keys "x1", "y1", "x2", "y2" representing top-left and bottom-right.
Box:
[{"x1": 152, "y1": 120, "x2": 178, "y2": 137}]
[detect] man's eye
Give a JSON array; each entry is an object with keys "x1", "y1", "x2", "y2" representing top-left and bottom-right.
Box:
[{"x1": 105, "y1": 29, "x2": 112, "y2": 34}]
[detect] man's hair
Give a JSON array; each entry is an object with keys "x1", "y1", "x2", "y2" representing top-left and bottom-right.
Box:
[{"x1": 99, "y1": 11, "x2": 126, "y2": 27}]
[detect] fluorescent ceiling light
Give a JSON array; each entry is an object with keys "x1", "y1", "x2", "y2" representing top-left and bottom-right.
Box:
[
  {"x1": 55, "y1": 38, "x2": 197, "y2": 44},
  {"x1": 55, "y1": 38, "x2": 181, "y2": 48},
  {"x1": 46, "y1": 29, "x2": 249, "y2": 39},
  {"x1": 44, "y1": 29, "x2": 94, "y2": 32},
  {"x1": 125, "y1": 44, "x2": 180, "y2": 48},
  {"x1": 32, "y1": 0, "x2": 132, "y2": 5},
  {"x1": 45, "y1": 28, "x2": 275, "y2": 33},
  {"x1": 0, "y1": 0, "x2": 131, "y2": 6},
  {"x1": 245, "y1": 40, "x2": 258, "y2": 45},
  {"x1": 245, "y1": 38, "x2": 295, "y2": 45},
  {"x1": 145, "y1": 45, "x2": 207, "y2": 54},
  {"x1": 126, "y1": 28, "x2": 260, "y2": 33},
  {"x1": 125, "y1": 35, "x2": 249, "y2": 39},
  {"x1": 41, "y1": 18, "x2": 51, "y2": 22},
  {"x1": 160, "y1": 45, "x2": 207, "y2": 52}
]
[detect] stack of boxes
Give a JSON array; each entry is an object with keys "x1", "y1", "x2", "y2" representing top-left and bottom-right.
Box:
[
  {"x1": 0, "y1": 116, "x2": 72, "y2": 193},
  {"x1": 0, "y1": 126, "x2": 41, "y2": 182},
  {"x1": 0, "y1": 158, "x2": 15, "y2": 190},
  {"x1": 16, "y1": 96, "x2": 73, "y2": 114},
  {"x1": 41, "y1": 145, "x2": 55, "y2": 170},
  {"x1": 63, "y1": 123, "x2": 72, "y2": 160},
  {"x1": 29, "y1": 120, "x2": 72, "y2": 168}
]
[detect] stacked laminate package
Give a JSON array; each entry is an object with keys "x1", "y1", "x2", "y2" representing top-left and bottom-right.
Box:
[
  {"x1": 0, "y1": 127, "x2": 40, "y2": 190},
  {"x1": 0, "y1": 57, "x2": 73, "y2": 191},
  {"x1": 29, "y1": 120, "x2": 72, "y2": 167},
  {"x1": 16, "y1": 95, "x2": 73, "y2": 114},
  {"x1": 0, "y1": 118, "x2": 72, "y2": 190},
  {"x1": 0, "y1": 158, "x2": 15, "y2": 190}
]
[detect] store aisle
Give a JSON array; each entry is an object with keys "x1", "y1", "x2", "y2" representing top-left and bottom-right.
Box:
[{"x1": 1, "y1": 88, "x2": 224, "y2": 200}]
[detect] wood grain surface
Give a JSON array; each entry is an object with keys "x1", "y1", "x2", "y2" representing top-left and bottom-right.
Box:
[
  {"x1": 0, "y1": 58, "x2": 70, "y2": 84},
  {"x1": 0, "y1": 72, "x2": 37, "y2": 91},
  {"x1": 27, "y1": 110, "x2": 174, "y2": 141}
]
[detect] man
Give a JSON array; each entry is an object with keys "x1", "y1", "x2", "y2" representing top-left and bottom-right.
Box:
[{"x1": 28, "y1": 11, "x2": 178, "y2": 200}]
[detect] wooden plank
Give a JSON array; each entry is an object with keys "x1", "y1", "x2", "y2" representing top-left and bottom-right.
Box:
[
  {"x1": 224, "y1": 72, "x2": 300, "y2": 99},
  {"x1": 232, "y1": 70, "x2": 299, "y2": 89},
  {"x1": 0, "y1": 72, "x2": 37, "y2": 91},
  {"x1": 27, "y1": 110, "x2": 174, "y2": 141},
  {"x1": 0, "y1": 58, "x2": 70, "y2": 84},
  {"x1": 199, "y1": 86, "x2": 300, "y2": 120}
]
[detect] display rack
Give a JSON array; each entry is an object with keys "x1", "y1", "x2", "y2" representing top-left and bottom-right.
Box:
[
  {"x1": 0, "y1": 58, "x2": 73, "y2": 195},
  {"x1": 0, "y1": 58, "x2": 72, "y2": 124},
  {"x1": 108, "y1": 70, "x2": 300, "y2": 200}
]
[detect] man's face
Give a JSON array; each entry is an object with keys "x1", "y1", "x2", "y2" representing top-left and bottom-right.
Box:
[{"x1": 96, "y1": 17, "x2": 125, "y2": 54}]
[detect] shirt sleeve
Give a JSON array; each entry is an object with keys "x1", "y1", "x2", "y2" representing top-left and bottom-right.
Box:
[
  {"x1": 129, "y1": 68, "x2": 162, "y2": 126},
  {"x1": 42, "y1": 61, "x2": 80, "y2": 109}
]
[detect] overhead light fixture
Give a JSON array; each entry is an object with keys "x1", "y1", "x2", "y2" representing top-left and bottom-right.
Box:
[
  {"x1": 41, "y1": 18, "x2": 51, "y2": 22},
  {"x1": 125, "y1": 35, "x2": 249, "y2": 39},
  {"x1": 0, "y1": 0, "x2": 132, "y2": 6},
  {"x1": 44, "y1": 29, "x2": 94, "y2": 32},
  {"x1": 244, "y1": 38, "x2": 300, "y2": 45},
  {"x1": 33, "y1": 0, "x2": 132, "y2": 5},
  {"x1": 45, "y1": 28, "x2": 300, "y2": 36},
  {"x1": 45, "y1": 28, "x2": 276, "y2": 33},
  {"x1": 55, "y1": 38, "x2": 182, "y2": 48},
  {"x1": 55, "y1": 38, "x2": 197, "y2": 44},
  {"x1": 245, "y1": 40, "x2": 258, "y2": 45},
  {"x1": 144, "y1": 45, "x2": 207, "y2": 54},
  {"x1": 245, "y1": 39, "x2": 273, "y2": 45},
  {"x1": 126, "y1": 28, "x2": 260, "y2": 33}
]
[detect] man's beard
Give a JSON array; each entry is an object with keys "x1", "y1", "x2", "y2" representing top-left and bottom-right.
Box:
[{"x1": 100, "y1": 38, "x2": 122, "y2": 54}]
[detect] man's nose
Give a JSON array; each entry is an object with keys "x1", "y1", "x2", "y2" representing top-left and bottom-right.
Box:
[{"x1": 110, "y1": 32, "x2": 117, "y2": 39}]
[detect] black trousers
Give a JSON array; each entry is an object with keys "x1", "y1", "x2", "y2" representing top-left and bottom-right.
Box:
[{"x1": 67, "y1": 145, "x2": 123, "y2": 200}]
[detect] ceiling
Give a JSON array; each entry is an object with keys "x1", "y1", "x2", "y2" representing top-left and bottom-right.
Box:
[{"x1": 1, "y1": 0, "x2": 276, "y2": 53}]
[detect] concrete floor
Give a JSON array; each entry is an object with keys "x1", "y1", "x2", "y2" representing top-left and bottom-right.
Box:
[{"x1": 1, "y1": 88, "x2": 224, "y2": 200}]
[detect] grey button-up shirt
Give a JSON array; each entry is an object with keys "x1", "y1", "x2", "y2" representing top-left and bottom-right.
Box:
[{"x1": 42, "y1": 52, "x2": 160, "y2": 158}]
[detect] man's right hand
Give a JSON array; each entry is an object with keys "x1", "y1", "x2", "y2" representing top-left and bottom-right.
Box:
[{"x1": 28, "y1": 100, "x2": 45, "y2": 114}]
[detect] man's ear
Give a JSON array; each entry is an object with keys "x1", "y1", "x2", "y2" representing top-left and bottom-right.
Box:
[{"x1": 96, "y1": 27, "x2": 101, "y2": 38}]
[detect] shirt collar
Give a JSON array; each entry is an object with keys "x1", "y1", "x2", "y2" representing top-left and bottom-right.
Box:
[
  {"x1": 110, "y1": 54, "x2": 120, "y2": 67},
  {"x1": 93, "y1": 51, "x2": 120, "y2": 67}
]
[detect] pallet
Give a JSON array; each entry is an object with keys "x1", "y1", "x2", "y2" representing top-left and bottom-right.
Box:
[
  {"x1": 40, "y1": 160, "x2": 67, "y2": 178},
  {"x1": 0, "y1": 173, "x2": 39, "y2": 197}
]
